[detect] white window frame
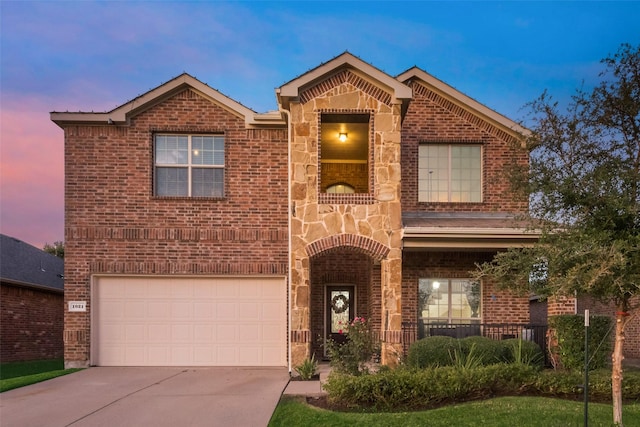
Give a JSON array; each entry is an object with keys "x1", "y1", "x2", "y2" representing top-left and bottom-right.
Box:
[
  {"x1": 418, "y1": 144, "x2": 482, "y2": 203},
  {"x1": 418, "y1": 278, "x2": 482, "y2": 324},
  {"x1": 154, "y1": 134, "x2": 224, "y2": 197}
]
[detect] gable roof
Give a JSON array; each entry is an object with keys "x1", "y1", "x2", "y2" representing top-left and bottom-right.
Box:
[
  {"x1": 0, "y1": 234, "x2": 64, "y2": 292},
  {"x1": 51, "y1": 73, "x2": 285, "y2": 128},
  {"x1": 276, "y1": 52, "x2": 413, "y2": 109},
  {"x1": 397, "y1": 67, "x2": 529, "y2": 139}
]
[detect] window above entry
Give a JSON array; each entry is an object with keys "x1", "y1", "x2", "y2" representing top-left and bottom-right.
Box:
[
  {"x1": 319, "y1": 112, "x2": 373, "y2": 203},
  {"x1": 418, "y1": 144, "x2": 482, "y2": 203},
  {"x1": 154, "y1": 134, "x2": 224, "y2": 198}
]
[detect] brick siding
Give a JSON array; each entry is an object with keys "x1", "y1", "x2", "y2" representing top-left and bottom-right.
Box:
[
  {"x1": 402, "y1": 251, "x2": 529, "y2": 325},
  {"x1": 63, "y1": 88, "x2": 288, "y2": 363},
  {"x1": 1, "y1": 283, "x2": 63, "y2": 362},
  {"x1": 401, "y1": 80, "x2": 528, "y2": 213}
]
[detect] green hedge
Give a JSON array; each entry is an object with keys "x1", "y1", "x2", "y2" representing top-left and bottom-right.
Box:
[
  {"x1": 406, "y1": 336, "x2": 542, "y2": 369},
  {"x1": 323, "y1": 366, "x2": 640, "y2": 411},
  {"x1": 324, "y1": 364, "x2": 538, "y2": 410},
  {"x1": 548, "y1": 314, "x2": 612, "y2": 370}
]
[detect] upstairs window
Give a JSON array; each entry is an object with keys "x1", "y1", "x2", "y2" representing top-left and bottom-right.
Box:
[
  {"x1": 319, "y1": 113, "x2": 371, "y2": 195},
  {"x1": 154, "y1": 134, "x2": 224, "y2": 197},
  {"x1": 418, "y1": 144, "x2": 482, "y2": 203}
]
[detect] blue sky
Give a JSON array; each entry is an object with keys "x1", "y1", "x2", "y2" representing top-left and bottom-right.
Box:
[{"x1": 1, "y1": 1, "x2": 639, "y2": 248}]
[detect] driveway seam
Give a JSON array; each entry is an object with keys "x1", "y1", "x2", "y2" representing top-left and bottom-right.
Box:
[{"x1": 65, "y1": 369, "x2": 188, "y2": 426}]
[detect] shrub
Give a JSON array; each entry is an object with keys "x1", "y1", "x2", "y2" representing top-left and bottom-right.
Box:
[
  {"x1": 324, "y1": 365, "x2": 640, "y2": 410},
  {"x1": 407, "y1": 336, "x2": 509, "y2": 369},
  {"x1": 549, "y1": 314, "x2": 612, "y2": 370},
  {"x1": 325, "y1": 317, "x2": 380, "y2": 375},
  {"x1": 533, "y1": 368, "x2": 640, "y2": 400},
  {"x1": 294, "y1": 354, "x2": 318, "y2": 380},
  {"x1": 323, "y1": 363, "x2": 538, "y2": 410},
  {"x1": 460, "y1": 336, "x2": 506, "y2": 365},
  {"x1": 406, "y1": 336, "x2": 458, "y2": 368},
  {"x1": 502, "y1": 338, "x2": 545, "y2": 368}
]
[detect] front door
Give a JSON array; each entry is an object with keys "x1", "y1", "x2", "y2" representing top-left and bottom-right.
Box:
[{"x1": 326, "y1": 286, "x2": 355, "y2": 346}]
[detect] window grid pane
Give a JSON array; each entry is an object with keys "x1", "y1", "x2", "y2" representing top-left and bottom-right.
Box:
[
  {"x1": 155, "y1": 134, "x2": 224, "y2": 197},
  {"x1": 418, "y1": 144, "x2": 481, "y2": 203},
  {"x1": 156, "y1": 167, "x2": 188, "y2": 196},
  {"x1": 419, "y1": 278, "x2": 481, "y2": 324}
]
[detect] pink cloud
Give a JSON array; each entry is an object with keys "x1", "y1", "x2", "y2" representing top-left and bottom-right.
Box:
[{"x1": 1, "y1": 96, "x2": 64, "y2": 249}]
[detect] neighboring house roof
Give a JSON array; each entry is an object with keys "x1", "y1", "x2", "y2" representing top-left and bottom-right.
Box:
[
  {"x1": 403, "y1": 213, "x2": 540, "y2": 250},
  {"x1": 0, "y1": 234, "x2": 64, "y2": 293},
  {"x1": 50, "y1": 73, "x2": 285, "y2": 129},
  {"x1": 397, "y1": 67, "x2": 529, "y2": 139}
]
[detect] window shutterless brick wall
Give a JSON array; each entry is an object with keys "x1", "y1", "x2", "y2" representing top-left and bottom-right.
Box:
[
  {"x1": 62, "y1": 88, "x2": 288, "y2": 365},
  {"x1": 401, "y1": 251, "x2": 529, "y2": 325},
  {"x1": 401, "y1": 80, "x2": 528, "y2": 213},
  {"x1": 1, "y1": 284, "x2": 63, "y2": 362}
]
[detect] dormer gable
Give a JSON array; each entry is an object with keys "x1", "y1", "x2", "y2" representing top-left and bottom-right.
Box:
[
  {"x1": 51, "y1": 73, "x2": 284, "y2": 129},
  {"x1": 276, "y1": 52, "x2": 412, "y2": 110}
]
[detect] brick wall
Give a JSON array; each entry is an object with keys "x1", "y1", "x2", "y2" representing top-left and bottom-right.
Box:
[
  {"x1": 320, "y1": 163, "x2": 369, "y2": 193},
  {"x1": 1, "y1": 283, "x2": 63, "y2": 362},
  {"x1": 401, "y1": 80, "x2": 528, "y2": 213},
  {"x1": 63, "y1": 88, "x2": 288, "y2": 364},
  {"x1": 402, "y1": 251, "x2": 529, "y2": 324}
]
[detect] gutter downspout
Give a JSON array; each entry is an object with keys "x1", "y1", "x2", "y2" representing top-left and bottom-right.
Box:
[{"x1": 279, "y1": 107, "x2": 293, "y2": 375}]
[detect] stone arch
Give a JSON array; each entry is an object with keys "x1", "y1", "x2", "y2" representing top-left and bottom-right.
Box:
[{"x1": 305, "y1": 233, "x2": 390, "y2": 262}]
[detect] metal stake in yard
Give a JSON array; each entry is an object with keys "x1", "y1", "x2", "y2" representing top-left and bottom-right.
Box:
[{"x1": 584, "y1": 309, "x2": 589, "y2": 427}]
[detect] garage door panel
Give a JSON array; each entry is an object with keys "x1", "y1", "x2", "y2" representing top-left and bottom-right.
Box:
[{"x1": 94, "y1": 277, "x2": 286, "y2": 366}]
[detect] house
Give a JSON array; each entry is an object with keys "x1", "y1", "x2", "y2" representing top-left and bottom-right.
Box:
[
  {"x1": 50, "y1": 52, "x2": 567, "y2": 370},
  {"x1": 0, "y1": 234, "x2": 64, "y2": 362}
]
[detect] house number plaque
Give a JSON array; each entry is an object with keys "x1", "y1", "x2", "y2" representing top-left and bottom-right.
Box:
[{"x1": 68, "y1": 301, "x2": 86, "y2": 312}]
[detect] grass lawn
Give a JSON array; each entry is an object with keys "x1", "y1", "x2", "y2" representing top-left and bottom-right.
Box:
[
  {"x1": 269, "y1": 395, "x2": 640, "y2": 427},
  {"x1": 0, "y1": 359, "x2": 82, "y2": 393}
]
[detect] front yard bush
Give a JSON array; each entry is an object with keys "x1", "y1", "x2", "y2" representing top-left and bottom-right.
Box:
[
  {"x1": 324, "y1": 363, "x2": 538, "y2": 410},
  {"x1": 548, "y1": 314, "x2": 612, "y2": 370},
  {"x1": 406, "y1": 336, "x2": 459, "y2": 368},
  {"x1": 460, "y1": 336, "x2": 506, "y2": 365},
  {"x1": 323, "y1": 366, "x2": 640, "y2": 411},
  {"x1": 532, "y1": 368, "x2": 640, "y2": 401},
  {"x1": 502, "y1": 338, "x2": 545, "y2": 368},
  {"x1": 407, "y1": 335, "x2": 542, "y2": 369}
]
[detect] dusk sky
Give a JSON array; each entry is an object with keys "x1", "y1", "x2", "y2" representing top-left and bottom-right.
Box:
[{"x1": 1, "y1": 1, "x2": 639, "y2": 249}]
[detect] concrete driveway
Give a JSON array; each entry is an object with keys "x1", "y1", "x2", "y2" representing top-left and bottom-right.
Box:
[{"x1": 0, "y1": 367, "x2": 290, "y2": 427}]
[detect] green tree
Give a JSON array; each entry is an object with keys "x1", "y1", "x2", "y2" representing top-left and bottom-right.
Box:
[
  {"x1": 43, "y1": 241, "x2": 64, "y2": 259},
  {"x1": 476, "y1": 43, "x2": 639, "y2": 426}
]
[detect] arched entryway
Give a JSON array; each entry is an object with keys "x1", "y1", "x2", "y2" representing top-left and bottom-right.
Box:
[{"x1": 309, "y1": 247, "x2": 381, "y2": 359}]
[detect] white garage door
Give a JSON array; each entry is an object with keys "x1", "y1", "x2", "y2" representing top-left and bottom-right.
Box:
[{"x1": 92, "y1": 276, "x2": 287, "y2": 367}]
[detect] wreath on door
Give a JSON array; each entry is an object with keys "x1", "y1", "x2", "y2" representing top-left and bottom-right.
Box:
[{"x1": 331, "y1": 294, "x2": 349, "y2": 314}]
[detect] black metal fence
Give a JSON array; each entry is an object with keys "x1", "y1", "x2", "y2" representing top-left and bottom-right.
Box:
[{"x1": 401, "y1": 322, "x2": 549, "y2": 365}]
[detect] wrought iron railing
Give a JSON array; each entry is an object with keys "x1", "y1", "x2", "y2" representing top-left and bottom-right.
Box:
[{"x1": 401, "y1": 322, "x2": 549, "y2": 365}]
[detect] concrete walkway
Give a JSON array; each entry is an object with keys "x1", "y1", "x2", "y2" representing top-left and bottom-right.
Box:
[
  {"x1": 282, "y1": 363, "x2": 330, "y2": 397},
  {"x1": 0, "y1": 367, "x2": 289, "y2": 427}
]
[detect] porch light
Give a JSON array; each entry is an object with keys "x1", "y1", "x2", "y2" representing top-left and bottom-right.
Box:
[
  {"x1": 432, "y1": 281, "x2": 440, "y2": 290},
  {"x1": 338, "y1": 132, "x2": 348, "y2": 142}
]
